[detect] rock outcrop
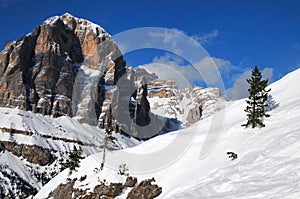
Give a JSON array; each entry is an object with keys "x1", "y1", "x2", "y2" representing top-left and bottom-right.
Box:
[
  {"x1": 46, "y1": 177, "x2": 161, "y2": 199},
  {"x1": 0, "y1": 141, "x2": 55, "y2": 166},
  {"x1": 124, "y1": 176, "x2": 138, "y2": 187},
  {"x1": 148, "y1": 79, "x2": 178, "y2": 98},
  {"x1": 127, "y1": 178, "x2": 162, "y2": 199},
  {"x1": 147, "y1": 79, "x2": 225, "y2": 126}
]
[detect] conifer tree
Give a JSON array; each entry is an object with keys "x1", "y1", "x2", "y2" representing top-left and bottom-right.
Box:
[
  {"x1": 63, "y1": 146, "x2": 84, "y2": 175},
  {"x1": 100, "y1": 122, "x2": 114, "y2": 170},
  {"x1": 242, "y1": 66, "x2": 271, "y2": 128}
]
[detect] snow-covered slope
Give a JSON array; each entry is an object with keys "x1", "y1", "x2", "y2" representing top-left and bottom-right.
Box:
[
  {"x1": 35, "y1": 67, "x2": 300, "y2": 198},
  {"x1": 0, "y1": 108, "x2": 139, "y2": 198},
  {"x1": 0, "y1": 108, "x2": 139, "y2": 154}
]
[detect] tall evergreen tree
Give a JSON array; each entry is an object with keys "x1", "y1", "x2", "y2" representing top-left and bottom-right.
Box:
[
  {"x1": 63, "y1": 146, "x2": 84, "y2": 175},
  {"x1": 242, "y1": 66, "x2": 271, "y2": 128}
]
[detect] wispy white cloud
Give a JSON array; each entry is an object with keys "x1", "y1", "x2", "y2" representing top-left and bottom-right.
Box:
[
  {"x1": 225, "y1": 70, "x2": 251, "y2": 100},
  {"x1": 226, "y1": 68, "x2": 273, "y2": 100},
  {"x1": 193, "y1": 56, "x2": 229, "y2": 84},
  {"x1": 292, "y1": 41, "x2": 300, "y2": 49},
  {"x1": 149, "y1": 29, "x2": 220, "y2": 51},
  {"x1": 0, "y1": 0, "x2": 23, "y2": 10},
  {"x1": 139, "y1": 54, "x2": 198, "y2": 89},
  {"x1": 148, "y1": 28, "x2": 187, "y2": 54},
  {"x1": 192, "y1": 30, "x2": 219, "y2": 46},
  {"x1": 139, "y1": 54, "x2": 230, "y2": 89},
  {"x1": 261, "y1": 68, "x2": 273, "y2": 82}
]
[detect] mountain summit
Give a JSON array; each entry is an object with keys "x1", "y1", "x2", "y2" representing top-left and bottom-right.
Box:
[{"x1": 0, "y1": 13, "x2": 126, "y2": 126}]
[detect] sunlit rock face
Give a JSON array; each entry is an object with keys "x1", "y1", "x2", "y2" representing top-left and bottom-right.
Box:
[{"x1": 0, "y1": 13, "x2": 127, "y2": 126}]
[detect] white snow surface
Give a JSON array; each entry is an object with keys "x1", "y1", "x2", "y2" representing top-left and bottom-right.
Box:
[
  {"x1": 0, "y1": 107, "x2": 139, "y2": 195},
  {"x1": 36, "y1": 68, "x2": 300, "y2": 198},
  {"x1": 0, "y1": 108, "x2": 138, "y2": 154}
]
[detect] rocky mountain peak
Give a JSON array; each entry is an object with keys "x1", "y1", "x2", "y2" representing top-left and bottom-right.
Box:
[{"x1": 0, "y1": 13, "x2": 126, "y2": 126}]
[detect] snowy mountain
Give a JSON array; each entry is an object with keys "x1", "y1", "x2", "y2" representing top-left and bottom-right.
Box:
[
  {"x1": 0, "y1": 13, "x2": 136, "y2": 198},
  {"x1": 3, "y1": 11, "x2": 294, "y2": 199},
  {"x1": 0, "y1": 13, "x2": 227, "y2": 198},
  {"x1": 35, "y1": 68, "x2": 300, "y2": 198}
]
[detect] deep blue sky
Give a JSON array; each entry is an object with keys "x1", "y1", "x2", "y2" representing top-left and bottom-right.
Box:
[{"x1": 0, "y1": 0, "x2": 299, "y2": 98}]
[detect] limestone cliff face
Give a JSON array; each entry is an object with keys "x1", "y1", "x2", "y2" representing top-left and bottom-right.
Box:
[
  {"x1": 0, "y1": 13, "x2": 157, "y2": 137},
  {"x1": 0, "y1": 13, "x2": 128, "y2": 127}
]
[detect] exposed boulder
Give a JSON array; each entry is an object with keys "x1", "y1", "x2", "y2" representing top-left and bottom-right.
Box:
[
  {"x1": 127, "y1": 177, "x2": 162, "y2": 199},
  {"x1": 124, "y1": 176, "x2": 138, "y2": 187},
  {"x1": 47, "y1": 179, "x2": 78, "y2": 199},
  {"x1": 91, "y1": 182, "x2": 125, "y2": 198},
  {"x1": 187, "y1": 104, "x2": 202, "y2": 124}
]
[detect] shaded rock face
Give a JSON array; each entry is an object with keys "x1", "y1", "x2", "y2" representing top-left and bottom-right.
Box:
[
  {"x1": 111, "y1": 69, "x2": 166, "y2": 138},
  {"x1": 0, "y1": 13, "x2": 132, "y2": 127},
  {"x1": 0, "y1": 141, "x2": 55, "y2": 166},
  {"x1": 134, "y1": 84, "x2": 151, "y2": 126}
]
